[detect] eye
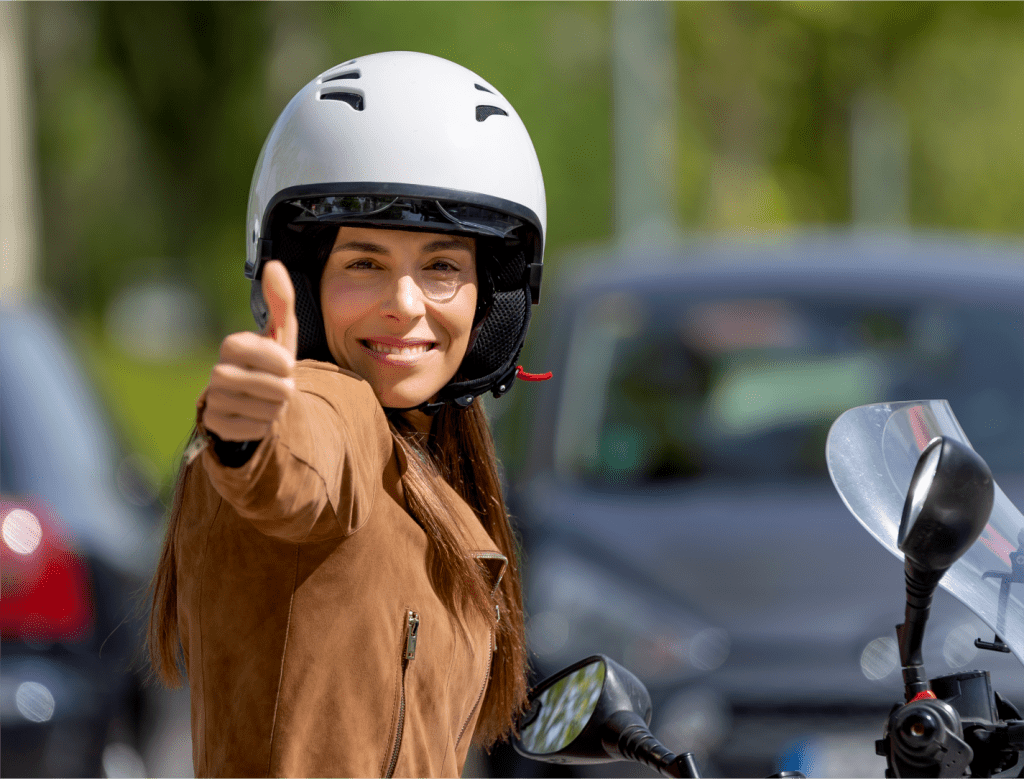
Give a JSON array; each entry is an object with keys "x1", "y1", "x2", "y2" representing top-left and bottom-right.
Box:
[
  {"x1": 426, "y1": 259, "x2": 460, "y2": 273},
  {"x1": 346, "y1": 258, "x2": 379, "y2": 270}
]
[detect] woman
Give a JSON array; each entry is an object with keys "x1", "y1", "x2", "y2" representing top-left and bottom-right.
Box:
[{"x1": 148, "y1": 51, "x2": 548, "y2": 778}]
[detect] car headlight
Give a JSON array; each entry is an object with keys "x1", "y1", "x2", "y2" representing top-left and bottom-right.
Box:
[{"x1": 526, "y1": 545, "x2": 730, "y2": 686}]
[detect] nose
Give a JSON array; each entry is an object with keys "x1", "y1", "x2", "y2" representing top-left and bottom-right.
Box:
[{"x1": 380, "y1": 273, "x2": 427, "y2": 322}]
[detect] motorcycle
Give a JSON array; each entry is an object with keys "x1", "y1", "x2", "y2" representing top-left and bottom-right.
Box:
[{"x1": 512, "y1": 400, "x2": 1024, "y2": 778}]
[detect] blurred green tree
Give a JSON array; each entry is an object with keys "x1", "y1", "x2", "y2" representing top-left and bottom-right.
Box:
[
  {"x1": 26, "y1": 1, "x2": 614, "y2": 332},
  {"x1": 671, "y1": 2, "x2": 1024, "y2": 231},
  {"x1": 27, "y1": 1, "x2": 1024, "y2": 327},
  {"x1": 22, "y1": 1, "x2": 1024, "y2": 486}
]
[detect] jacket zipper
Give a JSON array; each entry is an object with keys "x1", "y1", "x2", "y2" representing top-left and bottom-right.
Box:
[
  {"x1": 384, "y1": 610, "x2": 419, "y2": 779},
  {"x1": 454, "y1": 625, "x2": 493, "y2": 750}
]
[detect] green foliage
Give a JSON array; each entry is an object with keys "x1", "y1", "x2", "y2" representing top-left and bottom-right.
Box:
[
  {"x1": 26, "y1": 1, "x2": 615, "y2": 331},
  {"x1": 72, "y1": 320, "x2": 218, "y2": 494},
  {"x1": 670, "y1": 1, "x2": 1024, "y2": 231},
  {"x1": 22, "y1": 2, "x2": 1024, "y2": 482}
]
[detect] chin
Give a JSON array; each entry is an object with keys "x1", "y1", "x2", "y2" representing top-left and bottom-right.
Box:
[
  {"x1": 375, "y1": 382, "x2": 441, "y2": 411},
  {"x1": 379, "y1": 395, "x2": 427, "y2": 410}
]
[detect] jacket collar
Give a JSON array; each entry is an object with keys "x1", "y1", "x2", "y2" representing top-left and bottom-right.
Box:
[{"x1": 471, "y1": 551, "x2": 508, "y2": 595}]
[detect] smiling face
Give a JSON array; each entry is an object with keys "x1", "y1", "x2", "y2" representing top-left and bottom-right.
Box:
[{"x1": 319, "y1": 225, "x2": 478, "y2": 409}]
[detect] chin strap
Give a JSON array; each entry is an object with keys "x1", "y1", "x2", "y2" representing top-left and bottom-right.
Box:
[{"x1": 515, "y1": 365, "x2": 552, "y2": 382}]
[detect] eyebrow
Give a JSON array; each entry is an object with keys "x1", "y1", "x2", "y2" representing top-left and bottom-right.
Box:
[
  {"x1": 331, "y1": 241, "x2": 389, "y2": 255},
  {"x1": 421, "y1": 238, "x2": 474, "y2": 254},
  {"x1": 330, "y1": 238, "x2": 474, "y2": 256}
]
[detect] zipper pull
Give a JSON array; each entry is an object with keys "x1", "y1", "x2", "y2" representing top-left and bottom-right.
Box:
[{"x1": 403, "y1": 611, "x2": 419, "y2": 662}]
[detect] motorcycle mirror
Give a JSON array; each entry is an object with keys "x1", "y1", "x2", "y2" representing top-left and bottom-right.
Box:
[
  {"x1": 898, "y1": 436, "x2": 993, "y2": 575},
  {"x1": 895, "y1": 436, "x2": 994, "y2": 697},
  {"x1": 513, "y1": 655, "x2": 702, "y2": 778},
  {"x1": 515, "y1": 656, "x2": 613, "y2": 758}
]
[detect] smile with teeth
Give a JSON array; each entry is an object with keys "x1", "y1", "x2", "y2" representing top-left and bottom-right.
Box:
[{"x1": 362, "y1": 340, "x2": 435, "y2": 355}]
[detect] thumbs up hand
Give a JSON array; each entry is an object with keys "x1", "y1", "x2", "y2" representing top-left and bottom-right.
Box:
[
  {"x1": 262, "y1": 259, "x2": 299, "y2": 358},
  {"x1": 202, "y1": 260, "x2": 298, "y2": 442}
]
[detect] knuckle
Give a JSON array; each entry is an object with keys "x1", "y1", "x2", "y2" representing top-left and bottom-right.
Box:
[
  {"x1": 203, "y1": 411, "x2": 228, "y2": 436},
  {"x1": 220, "y1": 331, "x2": 245, "y2": 355},
  {"x1": 210, "y1": 364, "x2": 241, "y2": 390},
  {"x1": 208, "y1": 389, "x2": 239, "y2": 412},
  {"x1": 271, "y1": 341, "x2": 296, "y2": 370},
  {"x1": 220, "y1": 332, "x2": 258, "y2": 365}
]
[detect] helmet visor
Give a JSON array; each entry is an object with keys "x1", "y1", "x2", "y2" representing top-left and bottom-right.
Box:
[{"x1": 288, "y1": 195, "x2": 524, "y2": 240}]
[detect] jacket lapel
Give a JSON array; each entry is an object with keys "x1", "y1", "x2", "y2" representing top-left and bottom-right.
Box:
[{"x1": 471, "y1": 551, "x2": 507, "y2": 595}]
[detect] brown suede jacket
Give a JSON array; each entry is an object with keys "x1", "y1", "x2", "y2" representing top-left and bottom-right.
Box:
[{"x1": 175, "y1": 361, "x2": 505, "y2": 777}]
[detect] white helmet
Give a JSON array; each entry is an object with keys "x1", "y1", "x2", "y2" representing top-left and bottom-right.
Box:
[{"x1": 245, "y1": 51, "x2": 546, "y2": 411}]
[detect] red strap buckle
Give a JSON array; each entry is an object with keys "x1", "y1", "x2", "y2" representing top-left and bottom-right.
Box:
[{"x1": 516, "y1": 365, "x2": 552, "y2": 382}]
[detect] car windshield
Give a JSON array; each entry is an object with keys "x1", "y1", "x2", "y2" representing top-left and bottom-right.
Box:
[{"x1": 554, "y1": 293, "x2": 1023, "y2": 488}]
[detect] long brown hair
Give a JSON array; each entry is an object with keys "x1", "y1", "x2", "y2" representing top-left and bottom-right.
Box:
[
  {"x1": 148, "y1": 396, "x2": 528, "y2": 748},
  {"x1": 389, "y1": 398, "x2": 528, "y2": 746}
]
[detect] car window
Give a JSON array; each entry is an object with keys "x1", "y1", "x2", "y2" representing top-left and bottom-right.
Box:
[{"x1": 554, "y1": 292, "x2": 1023, "y2": 488}]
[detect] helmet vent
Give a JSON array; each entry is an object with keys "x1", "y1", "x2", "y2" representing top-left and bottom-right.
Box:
[
  {"x1": 324, "y1": 70, "x2": 360, "y2": 82},
  {"x1": 474, "y1": 83, "x2": 494, "y2": 94},
  {"x1": 320, "y1": 91, "x2": 364, "y2": 110},
  {"x1": 476, "y1": 105, "x2": 508, "y2": 122}
]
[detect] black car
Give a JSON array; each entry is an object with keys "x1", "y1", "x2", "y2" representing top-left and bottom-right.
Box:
[
  {"x1": 499, "y1": 233, "x2": 1024, "y2": 777},
  {"x1": 1, "y1": 301, "x2": 161, "y2": 777}
]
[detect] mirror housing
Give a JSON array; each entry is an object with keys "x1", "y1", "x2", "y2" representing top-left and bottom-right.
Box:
[
  {"x1": 515, "y1": 654, "x2": 652, "y2": 764},
  {"x1": 898, "y1": 436, "x2": 994, "y2": 575},
  {"x1": 514, "y1": 655, "x2": 702, "y2": 777}
]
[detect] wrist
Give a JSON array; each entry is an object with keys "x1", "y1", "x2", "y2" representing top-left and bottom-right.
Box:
[{"x1": 207, "y1": 430, "x2": 262, "y2": 468}]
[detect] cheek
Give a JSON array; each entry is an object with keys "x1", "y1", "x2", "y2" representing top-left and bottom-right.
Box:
[{"x1": 321, "y1": 285, "x2": 371, "y2": 335}]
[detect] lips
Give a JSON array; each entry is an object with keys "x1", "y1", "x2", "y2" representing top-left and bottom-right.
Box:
[{"x1": 360, "y1": 338, "x2": 436, "y2": 357}]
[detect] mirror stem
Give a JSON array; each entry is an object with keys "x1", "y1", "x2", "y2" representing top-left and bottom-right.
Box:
[
  {"x1": 896, "y1": 562, "x2": 945, "y2": 699},
  {"x1": 605, "y1": 711, "x2": 701, "y2": 777},
  {"x1": 669, "y1": 753, "x2": 703, "y2": 778}
]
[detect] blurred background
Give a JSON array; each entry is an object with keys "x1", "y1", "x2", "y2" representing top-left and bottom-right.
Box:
[{"x1": 2, "y1": 2, "x2": 1023, "y2": 777}]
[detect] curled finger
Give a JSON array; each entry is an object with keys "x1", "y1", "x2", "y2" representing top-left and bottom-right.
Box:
[
  {"x1": 202, "y1": 408, "x2": 272, "y2": 443},
  {"x1": 219, "y1": 331, "x2": 295, "y2": 376},
  {"x1": 210, "y1": 362, "x2": 295, "y2": 403},
  {"x1": 205, "y1": 388, "x2": 286, "y2": 423}
]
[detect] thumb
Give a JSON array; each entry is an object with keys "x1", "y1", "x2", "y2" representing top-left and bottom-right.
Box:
[{"x1": 261, "y1": 260, "x2": 298, "y2": 358}]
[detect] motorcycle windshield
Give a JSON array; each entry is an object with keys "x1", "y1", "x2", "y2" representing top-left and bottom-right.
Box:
[{"x1": 827, "y1": 399, "x2": 1024, "y2": 666}]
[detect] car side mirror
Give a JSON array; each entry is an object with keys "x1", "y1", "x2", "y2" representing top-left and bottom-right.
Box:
[{"x1": 513, "y1": 654, "x2": 701, "y2": 778}]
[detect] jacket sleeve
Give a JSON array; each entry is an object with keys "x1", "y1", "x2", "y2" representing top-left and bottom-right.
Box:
[{"x1": 197, "y1": 364, "x2": 393, "y2": 544}]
